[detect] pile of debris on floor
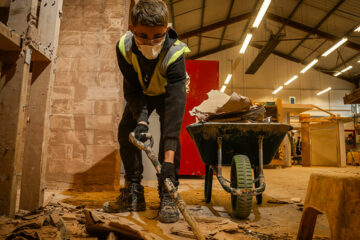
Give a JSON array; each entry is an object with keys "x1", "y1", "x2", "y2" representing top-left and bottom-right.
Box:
[
  {"x1": 0, "y1": 197, "x2": 260, "y2": 240},
  {"x1": 190, "y1": 90, "x2": 266, "y2": 123}
]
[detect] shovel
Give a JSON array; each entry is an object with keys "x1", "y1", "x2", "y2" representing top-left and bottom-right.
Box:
[{"x1": 129, "y1": 132, "x2": 205, "y2": 240}]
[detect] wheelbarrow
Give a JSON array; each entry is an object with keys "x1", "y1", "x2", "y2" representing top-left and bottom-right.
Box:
[{"x1": 186, "y1": 122, "x2": 292, "y2": 219}]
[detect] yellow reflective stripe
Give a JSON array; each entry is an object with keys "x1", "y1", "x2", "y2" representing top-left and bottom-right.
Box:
[
  {"x1": 166, "y1": 46, "x2": 191, "y2": 67},
  {"x1": 119, "y1": 34, "x2": 130, "y2": 64},
  {"x1": 174, "y1": 40, "x2": 181, "y2": 45}
]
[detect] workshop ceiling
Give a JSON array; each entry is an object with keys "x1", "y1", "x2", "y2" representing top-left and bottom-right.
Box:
[{"x1": 168, "y1": 0, "x2": 360, "y2": 83}]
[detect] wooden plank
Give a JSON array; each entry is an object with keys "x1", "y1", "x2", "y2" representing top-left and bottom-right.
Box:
[
  {"x1": 336, "y1": 120, "x2": 346, "y2": 167},
  {"x1": 7, "y1": 0, "x2": 37, "y2": 36},
  {"x1": 282, "y1": 104, "x2": 313, "y2": 113},
  {"x1": 0, "y1": 22, "x2": 21, "y2": 51},
  {"x1": 19, "y1": 0, "x2": 63, "y2": 211},
  {"x1": 0, "y1": 0, "x2": 38, "y2": 216},
  {"x1": 300, "y1": 114, "x2": 311, "y2": 167},
  {"x1": 0, "y1": 51, "x2": 31, "y2": 216},
  {"x1": 343, "y1": 88, "x2": 360, "y2": 105}
]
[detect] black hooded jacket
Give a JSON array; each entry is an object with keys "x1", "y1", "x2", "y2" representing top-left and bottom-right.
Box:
[{"x1": 115, "y1": 28, "x2": 187, "y2": 151}]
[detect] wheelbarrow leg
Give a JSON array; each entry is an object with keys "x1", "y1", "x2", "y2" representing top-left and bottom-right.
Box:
[{"x1": 256, "y1": 136, "x2": 265, "y2": 204}]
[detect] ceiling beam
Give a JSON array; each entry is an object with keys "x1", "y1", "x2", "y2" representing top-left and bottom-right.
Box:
[
  {"x1": 288, "y1": 0, "x2": 345, "y2": 56},
  {"x1": 178, "y1": 12, "x2": 251, "y2": 39},
  {"x1": 245, "y1": 34, "x2": 283, "y2": 74},
  {"x1": 330, "y1": 52, "x2": 360, "y2": 71},
  {"x1": 218, "y1": 0, "x2": 235, "y2": 48},
  {"x1": 267, "y1": 13, "x2": 360, "y2": 52},
  {"x1": 188, "y1": 41, "x2": 354, "y2": 84},
  {"x1": 245, "y1": 0, "x2": 303, "y2": 74},
  {"x1": 249, "y1": 43, "x2": 354, "y2": 84},
  {"x1": 197, "y1": 0, "x2": 205, "y2": 55}
]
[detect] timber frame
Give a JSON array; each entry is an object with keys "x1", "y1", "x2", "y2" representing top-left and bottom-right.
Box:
[{"x1": 0, "y1": 0, "x2": 63, "y2": 217}]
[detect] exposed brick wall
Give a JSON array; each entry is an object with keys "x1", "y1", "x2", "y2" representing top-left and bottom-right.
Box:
[{"x1": 46, "y1": 0, "x2": 129, "y2": 190}]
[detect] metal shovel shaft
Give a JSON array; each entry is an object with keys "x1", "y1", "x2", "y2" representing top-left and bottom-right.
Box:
[{"x1": 129, "y1": 133, "x2": 205, "y2": 240}]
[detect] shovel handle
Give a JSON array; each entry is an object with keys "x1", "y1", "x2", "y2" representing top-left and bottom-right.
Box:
[{"x1": 128, "y1": 132, "x2": 205, "y2": 240}]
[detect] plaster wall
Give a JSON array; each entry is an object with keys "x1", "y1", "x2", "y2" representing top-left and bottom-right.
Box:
[{"x1": 46, "y1": 0, "x2": 129, "y2": 190}]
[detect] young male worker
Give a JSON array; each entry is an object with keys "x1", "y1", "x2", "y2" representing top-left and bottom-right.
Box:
[{"x1": 103, "y1": 0, "x2": 190, "y2": 223}]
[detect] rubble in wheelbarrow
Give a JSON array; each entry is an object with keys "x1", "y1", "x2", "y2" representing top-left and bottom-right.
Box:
[{"x1": 190, "y1": 90, "x2": 266, "y2": 123}]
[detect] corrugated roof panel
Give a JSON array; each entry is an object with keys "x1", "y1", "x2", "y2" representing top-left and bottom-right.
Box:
[
  {"x1": 318, "y1": 13, "x2": 358, "y2": 37},
  {"x1": 290, "y1": 43, "x2": 315, "y2": 60},
  {"x1": 290, "y1": 2, "x2": 331, "y2": 28},
  {"x1": 223, "y1": 21, "x2": 247, "y2": 42},
  {"x1": 200, "y1": 37, "x2": 222, "y2": 53},
  {"x1": 172, "y1": 0, "x2": 203, "y2": 16},
  {"x1": 174, "y1": 10, "x2": 202, "y2": 34},
  {"x1": 230, "y1": 0, "x2": 255, "y2": 18},
  {"x1": 186, "y1": 36, "x2": 200, "y2": 57},
  {"x1": 203, "y1": 0, "x2": 231, "y2": 26},
  {"x1": 268, "y1": 0, "x2": 303, "y2": 19}
]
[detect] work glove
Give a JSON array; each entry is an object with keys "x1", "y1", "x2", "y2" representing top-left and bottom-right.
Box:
[
  {"x1": 134, "y1": 123, "x2": 149, "y2": 142},
  {"x1": 160, "y1": 162, "x2": 176, "y2": 186}
]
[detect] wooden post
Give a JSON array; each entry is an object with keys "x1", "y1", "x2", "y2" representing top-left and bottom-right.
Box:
[
  {"x1": 336, "y1": 120, "x2": 346, "y2": 168},
  {"x1": 300, "y1": 114, "x2": 311, "y2": 167},
  {"x1": 19, "y1": 0, "x2": 63, "y2": 211},
  {"x1": 0, "y1": 0, "x2": 36, "y2": 217},
  {"x1": 283, "y1": 112, "x2": 292, "y2": 167}
]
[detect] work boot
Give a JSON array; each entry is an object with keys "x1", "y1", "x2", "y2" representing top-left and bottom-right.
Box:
[
  {"x1": 103, "y1": 182, "x2": 146, "y2": 213},
  {"x1": 159, "y1": 189, "x2": 179, "y2": 223}
]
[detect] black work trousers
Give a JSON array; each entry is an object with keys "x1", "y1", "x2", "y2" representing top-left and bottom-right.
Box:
[{"x1": 118, "y1": 99, "x2": 181, "y2": 187}]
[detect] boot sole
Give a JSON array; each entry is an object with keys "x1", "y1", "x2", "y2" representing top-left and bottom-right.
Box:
[
  {"x1": 103, "y1": 202, "x2": 146, "y2": 213},
  {"x1": 159, "y1": 213, "x2": 179, "y2": 223}
]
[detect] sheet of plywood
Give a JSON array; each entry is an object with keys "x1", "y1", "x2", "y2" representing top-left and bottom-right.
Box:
[{"x1": 310, "y1": 123, "x2": 338, "y2": 166}]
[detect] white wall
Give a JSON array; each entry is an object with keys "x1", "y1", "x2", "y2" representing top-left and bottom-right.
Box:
[{"x1": 199, "y1": 45, "x2": 356, "y2": 117}]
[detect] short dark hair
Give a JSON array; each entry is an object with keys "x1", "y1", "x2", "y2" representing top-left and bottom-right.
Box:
[{"x1": 131, "y1": 0, "x2": 169, "y2": 27}]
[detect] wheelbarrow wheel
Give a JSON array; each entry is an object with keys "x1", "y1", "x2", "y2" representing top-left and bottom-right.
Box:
[
  {"x1": 231, "y1": 155, "x2": 253, "y2": 219},
  {"x1": 204, "y1": 164, "x2": 213, "y2": 203}
]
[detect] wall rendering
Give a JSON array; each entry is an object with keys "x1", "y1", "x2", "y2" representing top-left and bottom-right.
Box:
[{"x1": 46, "y1": 0, "x2": 129, "y2": 190}]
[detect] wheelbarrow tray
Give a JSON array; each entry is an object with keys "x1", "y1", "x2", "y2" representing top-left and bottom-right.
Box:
[{"x1": 186, "y1": 122, "x2": 292, "y2": 166}]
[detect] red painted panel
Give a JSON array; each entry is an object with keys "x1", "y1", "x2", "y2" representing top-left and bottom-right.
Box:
[{"x1": 179, "y1": 60, "x2": 219, "y2": 175}]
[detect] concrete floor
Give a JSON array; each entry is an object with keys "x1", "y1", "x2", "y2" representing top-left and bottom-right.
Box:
[{"x1": 48, "y1": 165, "x2": 360, "y2": 239}]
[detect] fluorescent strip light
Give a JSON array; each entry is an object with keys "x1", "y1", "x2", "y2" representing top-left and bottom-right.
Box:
[
  {"x1": 341, "y1": 65, "x2": 353, "y2": 73},
  {"x1": 272, "y1": 86, "x2": 283, "y2": 94},
  {"x1": 284, "y1": 75, "x2": 298, "y2": 86},
  {"x1": 300, "y1": 59, "x2": 318, "y2": 73},
  {"x1": 224, "y1": 74, "x2": 232, "y2": 84},
  {"x1": 252, "y1": 0, "x2": 271, "y2": 28},
  {"x1": 355, "y1": 26, "x2": 360, "y2": 32},
  {"x1": 321, "y1": 38, "x2": 348, "y2": 57},
  {"x1": 220, "y1": 85, "x2": 226, "y2": 92},
  {"x1": 240, "y1": 33, "x2": 253, "y2": 54},
  {"x1": 334, "y1": 65, "x2": 353, "y2": 77},
  {"x1": 317, "y1": 87, "x2": 331, "y2": 96}
]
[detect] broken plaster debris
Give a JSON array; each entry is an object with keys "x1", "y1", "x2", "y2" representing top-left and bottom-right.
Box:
[{"x1": 189, "y1": 90, "x2": 265, "y2": 123}]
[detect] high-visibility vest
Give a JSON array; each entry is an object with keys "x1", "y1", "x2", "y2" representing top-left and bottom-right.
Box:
[{"x1": 118, "y1": 31, "x2": 190, "y2": 96}]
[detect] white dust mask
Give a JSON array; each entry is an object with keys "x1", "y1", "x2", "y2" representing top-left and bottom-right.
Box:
[{"x1": 136, "y1": 38, "x2": 165, "y2": 60}]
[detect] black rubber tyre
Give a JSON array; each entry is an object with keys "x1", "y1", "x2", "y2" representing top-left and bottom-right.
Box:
[
  {"x1": 254, "y1": 165, "x2": 263, "y2": 205},
  {"x1": 204, "y1": 164, "x2": 213, "y2": 203},
  {"x1": 231, "y1": 155, "x2": 253, "y2": 219}
]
